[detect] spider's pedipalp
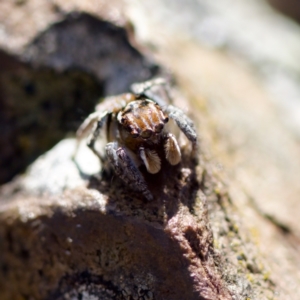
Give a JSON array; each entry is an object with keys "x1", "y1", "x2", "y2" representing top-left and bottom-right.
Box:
[
  {"x1": 105, "y1": 142, "x2": 153, "y2": 200},
  {"x1": 164, "y1": 133, "x2": 181, "y2": 166},
  {"x1": 139, "y1": 147, "x2": 161, "y2": 174}
]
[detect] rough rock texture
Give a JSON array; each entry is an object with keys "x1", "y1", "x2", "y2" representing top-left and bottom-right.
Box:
[
  {"x1": 0, "y1": 139, "x2": 234, "y2": 300},
  {"x1": 1, "y1": 0, "x2": 300, "y2": 299}
]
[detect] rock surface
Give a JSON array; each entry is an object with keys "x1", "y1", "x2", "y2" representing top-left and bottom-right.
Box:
[
  {"x1": 128, "y1": 1, "x2": 300, "y2": 297},
  {"x1": 1, "y1": 0, "x2": 300, "y2": 299},
  {"x1": 0, "y1": 139, "x2": 234, "y2": 300}
]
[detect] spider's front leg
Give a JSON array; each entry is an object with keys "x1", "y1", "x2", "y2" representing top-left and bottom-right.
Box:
[
  {"x1": 74, "y1": 93, "x2": 136, "y2": 161},
  {"x1": 164, "y1": 105, "x2": 198, "y2": 158},
  {"x1": 86, "y1": 112, "x2": 109, "y2": 163},
  {"x1": 74, "y1": 110, "x2": 108, "y2": 162},
  {"x1": 105, "y1": 142, "x2": 153, "y2": 201}
]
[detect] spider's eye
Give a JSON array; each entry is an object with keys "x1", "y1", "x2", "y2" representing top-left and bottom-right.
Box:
[
  {"x1": 121, "y1": 117, "x2": 126, "y2": 123},
  {"x1": 130, "y1": 128, "x2": 139, "y2": 138},
  {"x1": 141, "y1": 129, "x2": 152, "y2": 139},
  {"x1": 164, "y1": 117, "x2": 169, "y2": 123},
  {"x1": 155, "y1": 123, "x2": 164, "y2": 132}
]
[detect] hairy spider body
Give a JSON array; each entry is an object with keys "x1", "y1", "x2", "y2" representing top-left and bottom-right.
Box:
[{"x1": 75, "y1": 78, "x2": 197, "y2": 200}]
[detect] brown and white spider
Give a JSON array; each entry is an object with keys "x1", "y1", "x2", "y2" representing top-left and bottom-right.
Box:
[{"x1": 75, "y1": 78, "x2": 197, "y2": 200}]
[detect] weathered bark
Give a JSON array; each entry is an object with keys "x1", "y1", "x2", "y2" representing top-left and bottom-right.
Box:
[{"x1": 1, "y1": 0, "x2": 300, "y2": 299}]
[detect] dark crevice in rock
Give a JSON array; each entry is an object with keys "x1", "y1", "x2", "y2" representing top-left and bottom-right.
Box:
[
  {"x1": 49, "y1": 272, "x2": 127, "y2": 300},
  {"x1": 0, "y1": 59, "x2": 104, "y2": 184}
]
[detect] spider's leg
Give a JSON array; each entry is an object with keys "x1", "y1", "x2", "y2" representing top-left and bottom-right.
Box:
[
  {"x1": 86, "y1": 112, "x2": 108, "y2": 163},
  {"x1": 139, "y1": 147, "x2": 161, "y2": 174},
  {"x1": 131, "y1": 77, "x2": 171, "y2": 106},
  {"x1": 164, "y1": 105, "x2": 198, "y2": 157},
  {"x1": 106, "y1": 142, "x2": 153, "y2": 201},
  {"x1": 73, "y1": 111, "x2": 104, "y2": 159}
]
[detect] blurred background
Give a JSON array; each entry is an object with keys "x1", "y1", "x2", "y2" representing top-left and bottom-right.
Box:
[{"x1": 1, "y1": 0, "x2": 300, "y2": 297}]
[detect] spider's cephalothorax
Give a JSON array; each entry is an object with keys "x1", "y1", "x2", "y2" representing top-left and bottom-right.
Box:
[
  {"x1": 118, "y1": 99, "x2": 168, "y2": 142},
  {"x1": 75, "y1": 78, "x2": 197, "y2": 200}
]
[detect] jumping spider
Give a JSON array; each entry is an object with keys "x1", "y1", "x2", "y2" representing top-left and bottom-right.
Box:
[{"x1": 75, "y1": 78, "x2": 197, "y2": 200}]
